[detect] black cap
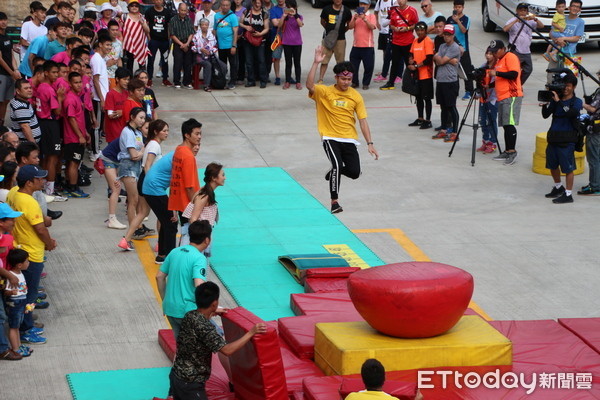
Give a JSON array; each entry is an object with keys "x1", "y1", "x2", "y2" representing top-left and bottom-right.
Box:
[
  {"x1": 487, "y1": 39, "x2": 505, "y2": 53},
  {"x1": 517, "y1": 2, "x2": 529, "y2": 9}
]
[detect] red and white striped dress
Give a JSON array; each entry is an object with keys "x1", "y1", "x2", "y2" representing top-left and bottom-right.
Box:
[{"x1": 122, "y1": 14, "x2": 150, "y2": 66}]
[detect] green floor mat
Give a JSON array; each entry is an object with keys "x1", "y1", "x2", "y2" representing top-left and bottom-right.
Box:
[
  {"x1": 67, "y1": 367, "x2": 170, "y2": 400},
  {"x1": 211, "y1": 167, "x2": 383, "y2": 321}
]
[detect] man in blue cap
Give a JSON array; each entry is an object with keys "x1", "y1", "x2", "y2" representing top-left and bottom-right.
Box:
[{"x1": 6, "y1": 165, "x2": 57, "y2": 346}]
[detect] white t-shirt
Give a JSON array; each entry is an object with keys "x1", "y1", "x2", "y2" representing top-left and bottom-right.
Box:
[
  {"x1": 20, "y1": 21, "x2": 48, "y2": 57},
  {"x1": 194, "y1": 9, "x2": 216, "y2": 30},
  {"x1": 0, "y1": 188, "x2": 9, "y2": 203},
  {"x1": 374, "y1": 0, "x2": 396, "y2": 34},
  {"x1": 90, "y1": 52, "x2": 109, "y2": 102},
  {"x1": 7, "y1": 271, "x2": 27, "y2": 298},
  {"x1": 142, "y1": 139, "x2": 162, "y2": 168}
]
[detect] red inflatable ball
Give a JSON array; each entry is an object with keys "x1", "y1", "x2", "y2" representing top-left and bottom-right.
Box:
[{"x1": 347, "y1": 262, "x2": 474, "y2": 338}]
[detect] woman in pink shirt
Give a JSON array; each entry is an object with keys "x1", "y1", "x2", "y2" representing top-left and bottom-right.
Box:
[{"x1": 348, "y1": 0, "x2": 377, "y2": 89}]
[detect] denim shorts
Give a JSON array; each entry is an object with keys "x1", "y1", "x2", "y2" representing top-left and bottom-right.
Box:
[
  {"x1": 5, "y1": 297, "x2": 26, "y2": 329},
  {"x1": 117, "y1": 158, "x2": 142, "y2": 180}
]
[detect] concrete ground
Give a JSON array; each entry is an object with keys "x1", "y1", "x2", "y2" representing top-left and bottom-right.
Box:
[{"x1": 3, "y1": 1, "x2": 600, "y2": 398}]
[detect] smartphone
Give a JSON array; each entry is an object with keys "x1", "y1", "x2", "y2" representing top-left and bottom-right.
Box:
[
  {"x1": 452, "y1": 10, "x2": 458, "y2": 15},
  {"x1": 284, "y1": 7, "x2": 294, "y2": 13},
  {"x1": 356, "y1": 6, "x2": 365, "y2": 14}
]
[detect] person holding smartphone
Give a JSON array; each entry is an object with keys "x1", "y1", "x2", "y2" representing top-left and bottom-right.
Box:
[{"x1": 349, "y1": 0, "x2": 377, "y2": 90}]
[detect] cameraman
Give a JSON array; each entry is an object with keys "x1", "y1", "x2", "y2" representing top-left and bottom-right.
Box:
[
  {"x1": 488, "y1": 40, "x2": 522, "y2": 165},
  {"x1": 542, "y1": 71, "x2": 582, "y2": 204},
  {"x1": 578, "y1": 73, "x2": 600, "y2": 196}
]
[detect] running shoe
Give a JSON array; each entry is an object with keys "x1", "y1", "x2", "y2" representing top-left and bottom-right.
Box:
[
  {"x1": 408, "y1": 119, "x2": 424, "y2": 127},
  {"x1": 331, "y1": 201, "x2": 343, "y2": 214},
  {"x1": 553, "y1": 193, "x2": 573, "y2": 204},
  {"x1": 484, "y1": 143, "x2": 497, "y2": 154},
  {"x1": 51, "y1": 192, "x2": 69, "y2": 202},
  {"x1": 394, "y1": 77, "x2": 402, "y2": 84},
  {"x1": 35, "y1": 298, "x2": 49, "y2": 309},
  {"x1": 461, "y1": 92, "x2": 471, "y2": 101},
  {"x1": 21, "y1": 332, "x2": 47, "y2": 344},
  {"x1": 503, "y1": 151, "x2": 518, "y2": 165},
  {"x1": 492, "y1": 152, "x2": 510, "y2": 161},
  {"x1": 577, "y1": 186, "x2": 600, "y2": 195},
  {"x1": 379, "y1": 83, "x2": 395, "y2": 90},
  {"x1": 23, "y1": 327, "x2": 44, "y2": 336},
  {"x1": 545, "y1": 186, "x2": 565, "y2": 198},
  {"x1": 476, "y1": 140, "x2": 488, "y2": 152},
  {"x1": 162, "y1": 79, "x2": 173, "y2": 87},
  {"x1": 118, "y1": 237, "x2": 135, "y2": 251},
  {"x1": 155, "y1": 256, "x2": 165, "y2": 265},
  {"x1": 17, "y1": 345, "x2": 33, "y2": 357},
  {"x1": 373, "y1": 74, "x2": 386, "y2": 82},
  {"x1": 68, "y1": 188, "x2": 90, "y2": 198},
  {"x1": 142, "y1": 224, "x2": 156, "y2": 235},
  {"x1": 432, "y1": 131, "x2": 447, "y2": 139},
  {"x1": 132, "y1": 228, "x2": 147, "y2": 240}
]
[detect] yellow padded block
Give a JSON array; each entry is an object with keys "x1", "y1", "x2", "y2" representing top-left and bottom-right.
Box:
[
  {"x1": 314, "y1": 316, "x2": 512, "y2": 376},
  {"x1": 324, "y1": 244, "x2": 370, "y2": 269}
]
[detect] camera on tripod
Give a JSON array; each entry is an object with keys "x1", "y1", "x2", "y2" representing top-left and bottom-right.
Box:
[{"x1": 538, "y1": 68, "x2": 572, "y2": 103}]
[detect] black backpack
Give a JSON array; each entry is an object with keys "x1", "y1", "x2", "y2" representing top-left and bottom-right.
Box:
[{"x1": 210, "y1": 55, "x2": 228, "y2": 90}]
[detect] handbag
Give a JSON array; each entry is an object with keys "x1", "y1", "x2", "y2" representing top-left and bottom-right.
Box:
[
  {"x1": 243, "y1": 9, "x2": 265, "y2": 47},
  {"x1": 244, "y1": 30, "x2": 263, "y2": 46},
  {"x1": 323, "y1": 6, "x2": 344, "y2": 50}
]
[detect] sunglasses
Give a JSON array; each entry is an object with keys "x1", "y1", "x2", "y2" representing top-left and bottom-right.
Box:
[{"x1": 421, "y1": 4, "x2": 429, "y2": 7}]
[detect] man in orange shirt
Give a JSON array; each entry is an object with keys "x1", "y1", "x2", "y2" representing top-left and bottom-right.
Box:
[
  {"x1": 488, "y1": 39, "x2": 522, "y2": 166},
  {"x1": 169, "y1": 118, "x2": 202, "y2": 224},
  {"x1": 407, "y1": 21, "x2": 434, "y2": 129}
]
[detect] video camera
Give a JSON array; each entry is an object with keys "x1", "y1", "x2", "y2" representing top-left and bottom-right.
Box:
[{"x1": 537, "y1": 68, "x2": 573, "y2": 103}]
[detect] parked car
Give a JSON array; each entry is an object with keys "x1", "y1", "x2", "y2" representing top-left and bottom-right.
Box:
[{"x1": 482, "y1": 0, "x2": 600, "y2": 45}]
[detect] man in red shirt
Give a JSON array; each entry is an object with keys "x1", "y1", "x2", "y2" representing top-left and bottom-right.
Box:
[
  {"x1": 62, "y1": 72, "x2": 90, "y2": 198},
  {"x1": 35, "y1": 60, "x2": 64, "y2": 197},
  {"x1": 169, "y1": 118, "x2": 202, "y2": 224},
  {"x1": 380, "y1": 0, "x2": 418, "y2": 90}
]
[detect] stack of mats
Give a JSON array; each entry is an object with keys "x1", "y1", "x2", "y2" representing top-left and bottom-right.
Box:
[{"x1": 209, "y1": 167, "x2": 383, "y2": 322}]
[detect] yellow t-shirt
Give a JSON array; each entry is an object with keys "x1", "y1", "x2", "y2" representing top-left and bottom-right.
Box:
[
  {"x1": 309, "y1": 84, "x2": 368, "y2": 141},
  {"x1": 346, "y1": 391, "x2": 400, "y2": 400},
  {"x1": 7, "y1": 186, "x2": 45, "y2": 263},
  {"x1": 552, "y1": 12, "x2": 566, "y2": 32}
]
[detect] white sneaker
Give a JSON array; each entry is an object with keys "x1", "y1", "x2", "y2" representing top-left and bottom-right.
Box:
[
  {"x1": 156, "y1": 70, "x2": 163, "y2": 78},
  {"x1": 44, "y1": 194, "x2": 55, "y2": 203},
  {"x1": 107, "y1": 217, "x2": 127, "y2": 230},
  {"x1": 51, "y1": 194, "x2": 69, "y2": 202},
  {"x1": 89, "y1": 152, "x2": 100, "y2": 162}
]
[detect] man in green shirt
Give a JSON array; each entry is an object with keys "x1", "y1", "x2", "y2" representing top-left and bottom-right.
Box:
[{"x1": 156, "y1": 220, "x2": 211, "y2": 338}]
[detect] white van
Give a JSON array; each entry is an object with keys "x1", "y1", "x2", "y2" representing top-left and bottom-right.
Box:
[{"x1": 481, "y1": 0, "x2": 600, "y2": 44}]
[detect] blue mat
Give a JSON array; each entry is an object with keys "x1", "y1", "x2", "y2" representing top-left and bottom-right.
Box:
[
  {"x1": 67, "y1": 367, "x2": 170, "y2": 400},
  {"x1": 211, "y1": 167, "x2": 383, "y2": 321}
]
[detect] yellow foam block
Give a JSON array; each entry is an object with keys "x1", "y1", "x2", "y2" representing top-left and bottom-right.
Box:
[
  {"x1": 314, "y1": 316, "x2": 512, "y2": 376},
  {"x1": 532, "y1": 153, "x2": 585, "y2": 176},
  {"x1": 324, "y1": 244, "x2": 370, "y2": 269}
]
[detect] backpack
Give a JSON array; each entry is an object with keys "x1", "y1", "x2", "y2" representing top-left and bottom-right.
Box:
[{"x1": 210, "y1": 55, "x2": 228, "y2": 90}]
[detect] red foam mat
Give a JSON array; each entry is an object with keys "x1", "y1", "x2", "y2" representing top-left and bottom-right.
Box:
[
  {"x1": 222, "y1": 307, "x2": 288, "y2": 400},
  {"x1": 304, "y1": 277, "x2": 348, "y2": 293},
  {"x1": 559, "y1": 318, "x2": 600, "y2": 355},
  {"x1": 158, "y1": 329, "x2": 176, "y2": 362},
  {"x1": 278, "y1": 313, "x2": 364, "y2": 359},
  {"x1": 279, "y1": 337, "x2": 325, "y2": 393},
  {"x1": 290, "y1": 292, "x2": 362, "y2": 318},
  {"x1": 489, "y1": 320, "x2": 600, "y2": 384},
  {"x1": 303, "y1": 267, "x2": 360, "y2": 279}
]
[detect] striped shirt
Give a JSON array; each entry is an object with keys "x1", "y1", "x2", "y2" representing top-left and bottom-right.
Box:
[
  {"x1": 169, "y1": 15, "x2": 195, "y2": 42},
  {"x1": 9, "y1": 97, "x2": 41, "y2": 141}
]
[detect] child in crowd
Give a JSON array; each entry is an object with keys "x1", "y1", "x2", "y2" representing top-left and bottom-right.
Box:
[
  {"x1": 477, "y1": 50, "x2": 499, "y2": 154},
  {"x1": 544, "y1": 0, "x2": 567, "y2": 62},
  {"x1": 446, "y1": 0, "x2": 473, "y2": 101},
  {"x1": 4, "y1": 249, "x2": 33, "y2": 358},
  {"x1": 0, "y1": 203, "x2": 23, "y2": 361},
  {"x1": 120, "y1": 78, "x2": 145, "y2": 128},
  {"x1": 134, "y1": 69, "x2": 159, "y2": 120}
]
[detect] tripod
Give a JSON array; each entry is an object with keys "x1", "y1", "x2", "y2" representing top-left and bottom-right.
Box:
[{"x1": 448, "y1": 89, "x2": 502, "y2": 166}]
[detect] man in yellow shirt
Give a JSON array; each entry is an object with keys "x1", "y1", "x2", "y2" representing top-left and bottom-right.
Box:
[
  {"x1": 346, "y1": 359, "x2": 422, "y2": 400},
  {"x1": 306, "y1": 46, "x2": 379, "y2": 214},
  {"x1": 6, "y1": 165, "x2": 57, "y2": 345}
]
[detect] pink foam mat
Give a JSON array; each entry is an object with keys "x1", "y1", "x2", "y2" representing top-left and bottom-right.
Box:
[
  {"x1": 558, "y1": 318, "x2": 600, "y2": 355},
  {"x1": 290, "y1": 292, "x2": 362, "y2": 318},
  {"x1": 304, "y1": 277, "x2": 348, "y2": 293}
]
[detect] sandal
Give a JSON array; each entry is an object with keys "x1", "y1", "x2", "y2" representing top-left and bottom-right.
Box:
[{"x1": 17, "y1": 345, "x2": 33, "y2": 357}]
